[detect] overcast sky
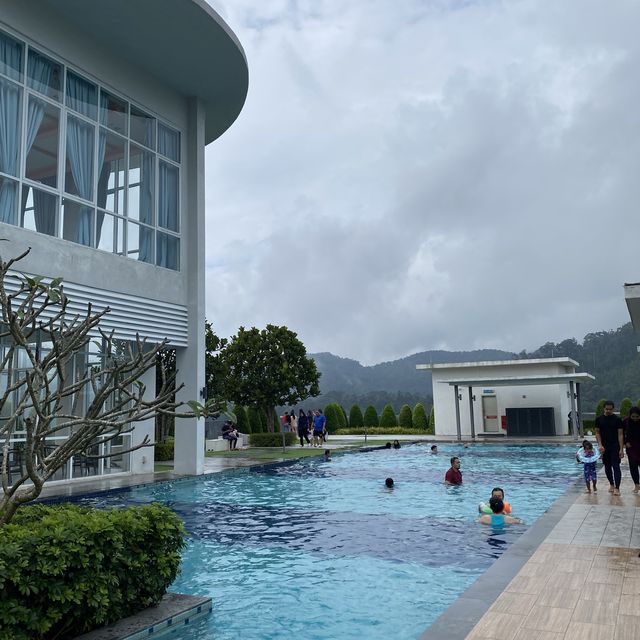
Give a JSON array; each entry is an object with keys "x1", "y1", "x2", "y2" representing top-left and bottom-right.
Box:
[{"x1": 203, "y1": 0, "x2": 638, "y2": 365}]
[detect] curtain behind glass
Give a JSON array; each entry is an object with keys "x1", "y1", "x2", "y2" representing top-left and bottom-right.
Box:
[
  {"x1": 0, "y1": 77, "x2": 21, "y2": 224},
  {"x1": 96, "y1": 129, "x2": 108, "y2": 244},
  {"x1": 66, "y1": 72, "x2": 97, "y2": 120},
  {"x1": 158, "y1": 161, "x2": 178, "y2": 231},
  {"x1": 66, "y1": 116, "x2": 94, "y2": 245},
  {"x1": 0, "y1": 32, "x2": 22, "y2": 81}
]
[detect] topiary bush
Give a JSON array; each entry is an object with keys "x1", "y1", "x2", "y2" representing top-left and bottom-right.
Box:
[
  {"x1": 363, "y1": 405, "x2": 379, "y2": 428},
  {"x1": 428, "y1": 406, "x2": 435, "y2": 434},
  {"x1": 336, "y1": 404, "x2": 347, "y2": 430},
  {"x1": 249, "y1": 432, "x2": 297, "y2": 447},
  {"x1": 349, "y1": 404, "x2": 364, "y2": 429},
  {"x1": 620, "y1": 398, "x2": 632, "y2": 418},
  {"x1": 334, "y1": 427, "x2": 425, "y2": 436},
  {"x1": 324, "y1": 405, "x2": 339, "y2": 433},
  {"x1": 235, "y1": 406, "x2": 250, "y2": 433},
  {"x1": 0, "y1": 502, "x2": 185, "y2": 640},
  {"x1": 595, "y1": 399, "x2": 606, "y2": 417},
  {"x1": 154, "y1": 440, "x2": 174, "y2": 461},
  {"x1": 398, "y1": 404, "x2": 413, "y2": 429},
  {"x1": 412, "y1": 403, "x2": 428, "y2": 430},
  {"x1": 379, "y1": 404, "x2": 398, "y2": 429}
]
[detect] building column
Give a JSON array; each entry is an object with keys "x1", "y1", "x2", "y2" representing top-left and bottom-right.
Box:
[
  {"x1": 467, "y1": 386, "x2": 476, "y2": 440},
  {"x1": 174, "y1": 97, "x2": 206, "y2": 476},
  {"x1": 130, "y1": 363, "x2": 155, "y2": 474},
  {"x1": 454, "y1": 384, "x2": 462, "y2": 442},
  {"x1": 576, "y1": 382, "x2": 583, "y2": 437}
]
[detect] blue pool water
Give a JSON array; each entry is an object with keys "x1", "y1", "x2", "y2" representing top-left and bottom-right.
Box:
[{"x1": 77, "y1": 443, "x2": 578, "y2": 640}]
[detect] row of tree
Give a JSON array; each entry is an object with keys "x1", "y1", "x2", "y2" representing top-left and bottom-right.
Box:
[{"x1": 232, "y1": 402, "x2": 435, "y2": 434}]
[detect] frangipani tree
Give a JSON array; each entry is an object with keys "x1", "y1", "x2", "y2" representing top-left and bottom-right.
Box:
[{"x1": 0, "y1": 249, "x2": 213, "y2": 525}]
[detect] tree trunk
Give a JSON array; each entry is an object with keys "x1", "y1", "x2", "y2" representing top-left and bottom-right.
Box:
[{"x1": 265, "y1": 406, "x2": 274, "y2": 432}]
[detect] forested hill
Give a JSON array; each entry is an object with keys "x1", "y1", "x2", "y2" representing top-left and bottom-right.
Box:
[
  {"x1": 309, "y1": 349, "x2": 516, "y2": 412},
  {"x1": 518, "y1": 322, "x2": 640, "y2": 410},
  {"x1": 309, "y1": 323, "x2": 640, "y2": 413}
]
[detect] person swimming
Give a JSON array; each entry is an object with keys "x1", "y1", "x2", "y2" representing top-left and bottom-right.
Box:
[
  {"x1": 385, "y1": 477, "x2": 394, "y2": 488},
  {"x1": 478, "y1": 497, "x2": 521, "y2": 527},
  {"x1": 479, "y1": 487, "x2": 512, "y2": 514}
]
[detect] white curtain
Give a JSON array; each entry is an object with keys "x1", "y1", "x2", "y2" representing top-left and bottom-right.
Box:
[
  {"x1": 66, "y1": 116, "x2": 94, "y2": 245},
  {"x1": 0, "y1": 77, "x2": 21, "y2": 224}
]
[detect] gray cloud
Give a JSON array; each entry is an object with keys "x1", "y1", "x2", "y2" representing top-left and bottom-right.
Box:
[{"x1": 204, "y1": 0, "x2": 637, "y2": 364}]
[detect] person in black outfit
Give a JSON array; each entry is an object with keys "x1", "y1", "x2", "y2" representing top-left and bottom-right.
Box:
[
  {"x1": 623, "y1": 406, "x2": 640, "y2": 494},
  {"x1": 297, "y1": 409, "x2": 310, "y2": 446},
  {"x1": 595, "y1": 400, "x2": 625, "y2": 495}
]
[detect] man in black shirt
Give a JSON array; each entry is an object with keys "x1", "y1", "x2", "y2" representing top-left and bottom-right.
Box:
[{"x1": 595, "y1": 400, "x2": 625, "y2": 495}]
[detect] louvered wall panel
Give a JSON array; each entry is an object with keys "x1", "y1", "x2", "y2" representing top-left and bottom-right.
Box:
[{"x1": 4, "y1": 273, "x2": 189, "y2": 347}]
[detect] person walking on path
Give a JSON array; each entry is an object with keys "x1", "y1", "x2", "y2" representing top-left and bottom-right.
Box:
[
  {"x1": 595, "y1": 400, "x2": 625, "y2": 495},
  {"x1": 297, "y1": 409, "x2": 310, "y2": 446},
  {"x1": 312, "y1": 410, "x2": 326, "y2": 447},
  {"x1": 290, "y1": 410, "x2": 298, "y2": 434},
  {"x1": 623, "y1": 406, "x2": 640, "y2": 493}
]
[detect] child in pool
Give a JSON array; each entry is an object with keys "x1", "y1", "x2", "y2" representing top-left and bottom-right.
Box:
[
  {"x1": 576, "y1": 440, "x2": 598, "y2": 493},
  {"x1": 478, "y1": 497, "x2": 521, "y2": 526},
  {"x1": 479, "y1": 487, "x2": 512, "y2": 514}
]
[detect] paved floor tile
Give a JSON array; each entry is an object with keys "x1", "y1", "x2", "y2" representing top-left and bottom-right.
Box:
[
  {"x1": 614, "y1": 614, "x2": 640, "y2": 640},
  {"x1": 521, "y1": 605, "x2": 573, "y2": 634}
]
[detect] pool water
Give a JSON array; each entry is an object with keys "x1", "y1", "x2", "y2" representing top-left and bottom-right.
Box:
[{"x1": 79, "y1": 443, "x2": 578, "y2": 640}]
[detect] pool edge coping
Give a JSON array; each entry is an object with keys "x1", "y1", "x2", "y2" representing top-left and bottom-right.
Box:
[{"x1": 417, "y1": 477, "x2": 583, "y2": 640}]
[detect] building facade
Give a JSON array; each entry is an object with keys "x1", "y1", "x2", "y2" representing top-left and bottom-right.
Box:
[{"x1": 0, "y1": 0, "x2": 247, "y2": 479}]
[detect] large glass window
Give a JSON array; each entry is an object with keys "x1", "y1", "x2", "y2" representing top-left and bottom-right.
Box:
[
  {"x1": 0, "y1": 31, "x2": 23, "y2": 81},
  {"x1": 25, "y1": 97, "x2": 59, "y2": 187},
  {"x1": 27, "y1": 49, "x2": 61, "y2": 102},
  {"x1": 0, "y1": 28, "x2": 181, "y2": 270}
]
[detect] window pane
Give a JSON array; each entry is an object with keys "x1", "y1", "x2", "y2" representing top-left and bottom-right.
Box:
[
  {"x1": 96, "y1": 211, "x2": 114, "y2": 252},
  {"x1": 62, "y1": 198, "x2": 93, "y2": 246},
  {"x1": 130, "y1": 106, "x2": 155, "y2": 149},
  {"x1": 0, "y1": 31, "x2": 23, "y2": 81},
  {"x1": 158, "y1": 123, "x2": 180, "y2": 162},
  {"x1": 100, "y1": 90, "x2": 127, "y2": 135},
  {"x1": 21, "y1": 185, "x2": 57, "y2": 235},
  {"x1": 66, "y1": 71, "x2": 97, "y2": 119},
  {"x1": 156, "y1": 232, "x2": 179, "y2": 271},
  {"x1": 25, "y1": 97, "x2": 59, "y2": 187},
  {"x1": 128, "y1": 145, "x2": 154, "y2": 225},
  {"x1": 127, "y1": 221, "x2": 153, "y2": 263},
  {"x1": 0, "y1": 77, "x2": 22, "y2": 177},
  {"x1": 0, "y1": 176, "x2": 18, "y2": 225},
  {"x1": 65, "y1": 115, "x2": 94, "y2": 200},
  {"x1": 27, "y1": 49, "x2": 62, "y2": 102},
  {"x1": 97, "y1": 130, "x2": 125, "y2": 213},
  {"x1": 158, "y1": 161, "x2": 178, "y2": 232}
]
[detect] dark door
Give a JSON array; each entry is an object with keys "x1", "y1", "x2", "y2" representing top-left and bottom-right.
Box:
[{"x1": 505, "y1": 407, "x2": 555, "y2": 436}]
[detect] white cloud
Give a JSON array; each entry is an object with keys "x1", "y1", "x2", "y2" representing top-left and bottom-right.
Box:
[{"x1": 204, "y1": 0, "x2": 638, "y2": 364}]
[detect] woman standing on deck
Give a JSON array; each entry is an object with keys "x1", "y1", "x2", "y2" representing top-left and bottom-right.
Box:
[{"x1": 624, "y1": 406, "x2": 640, "y2": 493}]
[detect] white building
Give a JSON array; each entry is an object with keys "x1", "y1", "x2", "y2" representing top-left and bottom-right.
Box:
[
  {"x1": 0, "y1": 1, "x2": 247, "y2": 479},
  {"x1": 417, "y1": 358, "x2": 594, "y2": 439}
]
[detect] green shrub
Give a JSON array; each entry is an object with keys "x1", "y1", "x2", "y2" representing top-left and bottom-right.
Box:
[
  {"x1": 582, "y1": 418, "x2": 595, "y2": 433},
  {"x1": 235, "y1": 406, "x2": 250, "y2": 433},
  {"x1": 336, "y1": 404, "x2": 347, "y2": 430},
  {"x1": 349, "y1": 404, "x2": 364, "y2": 429},
  {"x1": 363, "y1": 405, "x2": 379, "y2": 428},
  {"x1": 379, "y1": 404, "x2": 398, "y2": 428},
  {"x1": 595, "y1": 399, "x2": 606, "y2": 417},
  {"x1": 0, "y1": 503, "x2": 184, "y2": 640},
  {"x1": 248, "y1": 407, "x2": 262, "y2": 433},
  {"x1": 335, "y1": 427, "x2": 425, "y2": 436},
  {"x1": 620, "y1": 398, "x2": 632, "y2": 418},
  {"x1": 154, "y1": 441, "x2": 174, "y2": 461},
  {"x1": 324, "y1": 405, "x2": 339, "y2": 433},
  {"x1": 413, "y1": 403, "x2": 428, "y2": 430},
  {"x1": 259, "y1": 409, "x2": 268, "y2": 432},
  {"x1": 398, "y1": 404, "x2": 413, "y2": 429},
  {"x1": 428, "y1": 406, "x2": 435, "y2": 433},
  {"x1": 249, "y1": 432, "x2": 297, "y2": 447}
]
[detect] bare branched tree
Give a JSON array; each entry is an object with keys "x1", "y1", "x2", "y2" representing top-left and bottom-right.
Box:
[{"x1": 0, "y1": 248, "x2": 213, "y2": 525}]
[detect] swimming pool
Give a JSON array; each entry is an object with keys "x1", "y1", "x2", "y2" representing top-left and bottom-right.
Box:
[{"x1": 78, "y1": 443, "x2": 578, "y2": 640}]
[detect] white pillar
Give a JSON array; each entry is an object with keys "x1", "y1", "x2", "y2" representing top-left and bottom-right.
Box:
[
  {"x1": 174, "y1": 97, "x2": 206, "y2": 476},
  {"x1": 130, "y1": 363, "x2": 156, "y2": 474}
]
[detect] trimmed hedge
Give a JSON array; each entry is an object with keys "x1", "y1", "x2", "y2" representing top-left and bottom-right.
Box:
[
  {"x1": 413, "y1": 403, "x2": 428, "y2": 430},
  {"x1": 334, "y1": 427, "x2": 426, "y2": 436},
  {"x1": 0, "y1": 503, "x2": 185, "y2": 640},
  {"x1": 249, "y1": 432, "x2": 297, "y2": 447},
  {"x1": 154, "y1": 441, "x2": 174, "y2": 461},
  {"x1": 379, "y1": 404, "x2": 398, "y2": 428}
]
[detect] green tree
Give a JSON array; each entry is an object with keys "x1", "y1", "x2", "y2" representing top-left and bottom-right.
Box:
[
  {"x1": 379, "y1": 404, "x2": 398, "y2": 429},
  {"x1": 363, "y1": 405, "x2": 379, "y2": 427},
  {"x1": 339, "y1": 404, "x2": 349, "y2": 428},
  {"x1": 335, "y1": 404, "x2": 347, "y2": 430},
  {"x1": 595, "y1": 399, "x2": 606, "y2": 417},
  {"x1": 620, "y1": 398, "x2": 633, "y2": 418},
  {"x1": 324, "y1": 405, "x2": 339, "y2": 433},
  {"x1": 398, "y1": 404, "x2": 413, "y2": 429},
  {"x1": 349, "y1": 404, "x2": 364, "y2": 429},
  {"x1": 413, "y1": 403, "x2": 428, "y2": 430},
  {"x1": 248, "y1": 407, "x2": 262, "y2": 433},
  {"x1": 428, "y1": 406, "x2": 435, "y2": 433},
  {"x1": 235, "y1": 406, "x2": 250, "y2": 434},
  {"x1": 208, "y1": 325, "x2": 320, "y2": 432}
]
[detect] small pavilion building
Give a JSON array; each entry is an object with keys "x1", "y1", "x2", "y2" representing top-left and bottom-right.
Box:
[{"x1": 417, "y1": 358, "x2": 594, "y2": 440}]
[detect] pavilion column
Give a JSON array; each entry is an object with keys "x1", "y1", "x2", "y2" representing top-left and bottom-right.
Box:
[
  {"x1": 454, "y1": 384, "x2": 462, "y2": 442},
  {"x1": 569, "y1": 380, "x2": 579, "y2": 440},
  {"x1": 576, "y1": 382, "x2": 583, "y2": 437},
  {"x1": 468, "y1": 386, "x2": 476, "y2": 440}
]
